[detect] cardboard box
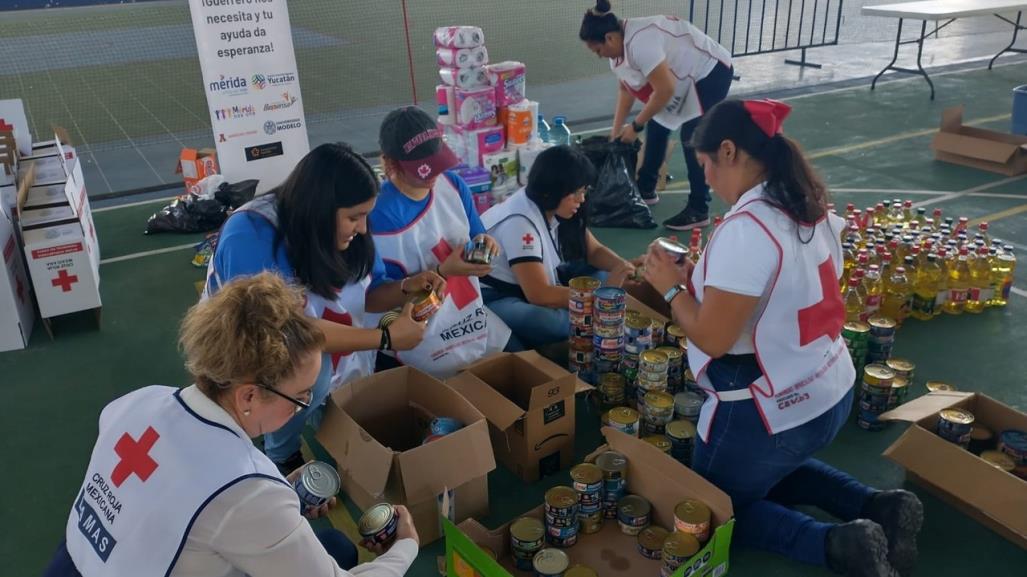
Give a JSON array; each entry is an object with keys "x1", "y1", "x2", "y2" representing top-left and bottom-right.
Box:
[
  {"x1": 443, "y1": 428, "x2": 735, "y2": 577},
  {"x1": 176, "y1": 148, "x2": 219, "y2": 195},
  {"x1": 932, "y1": 106, "x2": 1027, "y2": 176},
  {"x1": 315, "y1": 366, "x2": 497, "y2": 546},
  {"x1": 880, "y1": 392, "x2": 1027, "y2": 549},
  {"x1": 0, "y1": 198, "x2": 34, "y2": 352},
  {"x1": 0, "y1": 99, "x2": 33, "y2": 156},
  {"x1": 20, "y1": 131, "x2": 76, "y2": 187},
  {"x1": 446, "y1": 351, "x2": 592, "y2": 483}
]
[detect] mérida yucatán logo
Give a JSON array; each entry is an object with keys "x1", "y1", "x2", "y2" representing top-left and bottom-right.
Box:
[
  {"x1": 208, "y1": 74, "x2": 248, "y2": 96},
  {"x1": 252, "y1": 72, "x2": 297, "y2": 90}
]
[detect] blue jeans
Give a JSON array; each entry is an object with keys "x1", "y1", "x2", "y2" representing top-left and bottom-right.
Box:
[
  {"x1": 482, "y1": 262, "x2": 605, "y2": 349},
  {"x1": 692, "y1": 358, "x2": 874, "y2": 567},
  {"x1": 637, "y1": 62, "x2": 734, "y2": 214},
  {"x1": 264, "y1": 351, "x2": 333, "y2": 463}
]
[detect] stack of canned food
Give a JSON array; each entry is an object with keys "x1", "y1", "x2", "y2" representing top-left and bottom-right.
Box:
[
  {"x1": 884, "y1": 358, "x2": 915, "y2": 409},
  {"x1": 654, "y1": 346, "x2": 685, "y2": 393},
  {"x1": 842, "y1": 320, "x2": 870, "y2": 380},
  {"x1": 858, "y1": 364, "x2": 896, "y2": 431},
  {"x1": 596, "y1": 450, "x2": 627, "y2": 520},
  {"x1": 866, "y1": 316, "x2": 897, "y2": 363},
  {"x1": 544, "y1": 486, "x2": 580, "y2": 548},
  {"x1": 592, "y1": 287, "x2": 627, "y2": 377},
  {"x1": 510, "y1": 516, "x2": 546, "y2": 571},
  {"x1": 933, "y1": 408, "x2": 1027, "y2": 479},
  {"x1": 597, "y1": 372, "x2": 627, "y2": 410},
  {"x1": 641, "y1": 390, "x2": 675, "y2": 436},
  {"x1": 570, "y1": 464, "x2": 604, "y2": 534},
  {"x1": 665, "y1": 420, "x2": 698, "y2": 467},
  {"x1": 636, "y1": 350, "x2": 670, "y2": 404},
  {"x1": 568, "y1": 277, "x2": 602, "y2": 384},
  {"x1": 674, "y1": 391, "x2": 704, "y2": 425},
  {"x1": 622, "y1": 311, "x2": 654, "y2": 401}
]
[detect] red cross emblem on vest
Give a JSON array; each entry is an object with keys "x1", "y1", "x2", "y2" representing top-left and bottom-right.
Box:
[
  {"x1": 52, "y1": 269, "x2": 79, "y2": 292},
  {"x1": 522, "y1": 233, "x2": 534, "y2": 246},
  {"x1": 797, "y1": 256, "x2": 845, "y2": 346},
  {"x1": 430, "y1": 239, "x2": 478, "y2": 310},
  {"x1": 320, "y1": 308, "x2": 354, "y2": 370},
  {"x1": 111, "y1": 426, "x2": 160, "y2": 487}
]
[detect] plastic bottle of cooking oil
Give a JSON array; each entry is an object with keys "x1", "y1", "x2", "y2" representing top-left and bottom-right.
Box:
[
  {"x1": 902, "y1": 200, "x2": 914, "y2": 223},
  {"x1": 911, "y1": 253, "x2": 942, "y2": 320},
  {"x1": 853, "y1": 268, "x2": 868, "y2": 302},
  {"x1": 943, "y1": 247, "x2": 971, "y2": 315},
  {"x1": 992, "y1": 245, "x2": 1017, "y2": 307},
  {"x1": 934, "y1": 249, "x2": 949, "y2": 316},
  {"x1": 882, "y1": 266, "x2": 912, "y2": 325},
  {"x1": 862, "y1": 264, "x2": 884, "y2": 321},
  {"x1": 903, "y1": 254, "x2": 918, "y2": 278},
  {"x1": 844, "y1": 277, "x2": 864, "y2": 323},
  {"x1": 965, "y1": 246, "x2": 992, "y2": 314},
  {"x1": 841, "y1": 243, "x2": 857, "y2": 291}
]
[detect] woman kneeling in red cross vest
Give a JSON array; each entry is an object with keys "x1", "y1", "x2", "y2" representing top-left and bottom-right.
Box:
[{"x1": 643, "y1": 99, "x2": 924, "y2": 577}]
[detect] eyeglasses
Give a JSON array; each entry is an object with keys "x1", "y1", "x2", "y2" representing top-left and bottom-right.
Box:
[
  {"x1": 257, "y1": 383, "x2": 311, "y2": 412},
  {"x1": 575, "y1": 186, "x2": 592, "y2": 199}
]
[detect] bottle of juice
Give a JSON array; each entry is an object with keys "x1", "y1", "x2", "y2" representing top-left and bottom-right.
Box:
[
  {"x1": 943, "y1": 247, "x2": 971, "y2": 315},
  {"x1": 862, "y1": 264, "x2": 884, "y2": 321},
  {"x1": 965, "y1": 245, "x2": 992, "y2": 314},
  {"x1": 844, "y1": 277, "x2": 864, "y2": 323},
  {"x1": 882, "y1": 266, "x2": 912, "y2": 325}
]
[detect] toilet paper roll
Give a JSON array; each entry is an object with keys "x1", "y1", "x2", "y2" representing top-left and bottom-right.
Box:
[
  {"x1": 433, "y1": 26, "x2": 485, "y2": 49},
  {"x1": 439, "y1": 67, "x2": 489, "y2": 89},
  {"x1": 455, "y1": 86, "x2": 498, "y2": 130},
  {"x1": 436, "y1": 46, "x2": 489, "y2": 69},
  {"x1": 486, "y1": 61, "x2": 527, "y2": 107}
]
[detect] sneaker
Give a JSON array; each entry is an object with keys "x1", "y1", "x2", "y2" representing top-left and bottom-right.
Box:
[
  {"x1": 639, "y1": 190, "x2": 660, "y2": 206},
  {"x1": 663, "y1": 209, "x2": 710, "y2": 231},
  {"x1": 273, "y1": 449, "x2": 306, "y2": 477},
  {"x1": 826, "y1": 520, "x2": 900, "y2": 577},
  {"x1": 862, "y1": 490, "x2": 924, "y2": 577}
]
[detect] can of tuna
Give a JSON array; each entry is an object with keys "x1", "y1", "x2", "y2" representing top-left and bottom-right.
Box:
[
  {"x1": 430, "y1": 417, "x2": 462, "y2": 436},
  {"x1": 650, "y1": 319, "x2": 665, "y2": 346},
  {"x1": 857, "y1": 409, "x2": 884, "y2": 431},
  {"x1": 511, "y1": 516, "x2": 546, "y2": 552},
  {"x1": 546, "y1": 521, "x2": 579, "y2": 540},
  {"x1": 637, "y1": 526, "x2": 669, "y2": 560},
  {"x1": 885, "y1": 358, "x2": 915, "y2": 383},
  {"x1": 293, "y1": 461, "x2": 341, "y2": 511},
  {"x1": 981, "y1": 450, "x2": 1017, "y2": 473},
  {"x1": 640, "y1": 350, "x2": 669, "y2": 370},
  {"x1": 568, "y1": 298, "x2": 593, "y2": 315},
  {"x1": 655, "y1": 346, "x2": 684, "y2": 369},
  {"x1": 594, "y1": 286, "x2": 626, "y2": 310},
  {"x1": 675, "y1": 392, "x2": 704, "y2": 422},
  {"x1": 596, "y1": 450, "x2": 627, "y2": 483},
  {"x1": 617, "y1": 495, "x2": 651, "y2": 535},
  {"x1": 868, "y1": 315, "x2": 897, "y2": 338},
  {"x1": 569, "y1": 309, "x2": 592, "y2": 325},
  {"x1": 925, "y1": 381, "x2": 956, "y2": 393},
  {"x1": 570, "y1": 463, "x2": 604, "y2": 493},
  {"x1": 565, "y1": 565, "x2": 599, "y2": 577},
  {"x1": 887, "y1": 376, "x2": 909, "y2": 410},
  {"x1": 545, "y1": 486, "x2": 579, "y2": 516},
  {"x1": 593, "y1": 334, "x2": 625, "y2": 351},
  {"x1": 570, "y1": 324, "x2": 594, "y2": 340},
  {"x1": 969, "y1": 425, "x2": 995, "y2": 455},
  {"x1": 358, "y1": 503, "x2": 399, "y2": 548},
  {"x1": 569, "y1": 276, "x2": 602, "y2": 297},
  {"x1": 656, "y1": 237, "x2": 690, "y2": 264},
  {"x1": 666, "y1": 420, "x2": 697, "y2": 466},
  {"x1": 937, "y1": 408, "x2": 974, "y2": 446},
  {"x1": 464, "y1": 238, "x2": 493, "y2": 264},
  {"x1": 665, "y1": 324, "x2": 686, "y2": 347},
  {"x1": 607, "y1": 407, "x2": 640, "y2": 437},
  {"x1": 642, "y1": 435, "x2": 672, "y2": 454},
  {"x1": 863, "y1": 364, "x2": 895, "y2": 391},
  {"x1": 533, "y1": 548, "x2": 570, "y2": 576},
  {"x1": 593, "y1": 324, "x2": 623, "y2": 340},
  {"x1": 661, "y1": 531, "x2": 701, "y2": 573},
  {"x1": 998, "y1": 430, "x2": 1027, "y2": 465},
  {"x1": 842, "y1": 321, "x2": 871, "y2": 348},
  {"x1": 409, "y1": 290, "x2": 442, "y2": 322},
  {"x1": 674, "y1": 499, "x2": 711, "y2": 543},
  {"x1": 579, "y1": 510, "x2": 604, "y2": 534}
]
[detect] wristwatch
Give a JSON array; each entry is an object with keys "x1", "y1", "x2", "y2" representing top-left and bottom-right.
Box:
[
  {"x1": 631, "y1": 119, "x2": 646, "y2": 133},
  {"x1": 663, "y1": 284, "x2": 687, "y2": 304}
]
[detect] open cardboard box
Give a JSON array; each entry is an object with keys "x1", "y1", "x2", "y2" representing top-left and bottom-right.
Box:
[
  {"x1": 932, "y1": 106, "x2": 1027, "y2": 176},
  {"x1": 443, "y1": 427, "x2": 734, "y2": 577},
  {"x1": 446, "y1": 350, "x2": 593, "y2": 483},
  {"x1": 316, "y1": 366, "x2": 497, "y2": 546},
  {"x1": 879, "y1": 392, "x2": 1027, "y2": 549}
]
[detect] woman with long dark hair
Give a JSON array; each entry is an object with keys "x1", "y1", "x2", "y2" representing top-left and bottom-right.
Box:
[
  {"x1": 480, "y1": 145, "x2": 635, "y2": 348},
  {"x1": 579, "y1": 0, "x2": 734, "y2": 231},
  {"x1": 204, "y1": 142, "x2": 439, "y2": 473},
  {"x1": 643, "y1": 100, "x2": 924, "y2": 577}
]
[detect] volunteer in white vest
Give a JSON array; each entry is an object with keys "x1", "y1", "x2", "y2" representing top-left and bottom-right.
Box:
[
  {"x1": 204, "y1": 142, "x2": 438, "y2": 474},
  {"x1": 481, "y1": 145, "x2": 635, "y2": 348},
  {"x1": 44, "y1": 273, "x2": 419, "y2": 577},
  {"x1": 370, "y1": 107, "x2": 513, "y2": 377},
  {"x1": 579, "y1": 0, "x2": 734, "y2": 231},
  {"x1": 643, "y1": 100, "x2": 923, "y2": 577}
]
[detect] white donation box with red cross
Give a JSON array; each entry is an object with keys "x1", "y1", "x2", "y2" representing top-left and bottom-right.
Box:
[{"x1": 0, "y1": 191, "x2": 34, "y2": 351}]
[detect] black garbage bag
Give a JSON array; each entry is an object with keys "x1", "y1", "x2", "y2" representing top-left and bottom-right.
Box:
[
  {"x1": 579, "y1": 135, "x2": 641, "y2": 177},
  {"x1": 145, "y1": 196, "x2": 228, "y2": 235},
  {"x1": 586, "y1": 141, "x2": 656, "y2": 229},
  {"x1": 215, "y1": 179, "x2": 259, "y2": 210}
]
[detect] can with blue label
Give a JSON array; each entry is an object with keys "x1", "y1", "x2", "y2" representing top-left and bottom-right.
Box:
[
  {"x1": 293, "y1": 461, "x2": 340, "y2": 511},
  {"x1": 430, "y1": 417, "x2": 463, "y2": 436},
  {"x1": 358, "y1": 503, "x2": 399, "y2": 548}
]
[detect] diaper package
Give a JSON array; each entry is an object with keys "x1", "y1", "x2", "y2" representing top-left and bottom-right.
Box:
[
  {"x1": 433, "y1": 26, "x2": 485, "y2": 49},
  {"x1": 482, "y1": 149, "x2": 519, "y2": 201},
  {"x1": 436, "y1": 46, "x2": 489, "y2": 68},
  {"x1": 517, "y1": 142, "x2": 552, "y2": 186},
  {"x1": 454, "y1": 86, "x2": 497, "y2": 130},
  {"x1": 487, "y1": 61, "x2": 527, "y2": 107}
]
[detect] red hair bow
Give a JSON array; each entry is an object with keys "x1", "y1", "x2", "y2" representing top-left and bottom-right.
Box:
[{"x1": 743, "y1": 99, "x2": 792, "y2": 138}]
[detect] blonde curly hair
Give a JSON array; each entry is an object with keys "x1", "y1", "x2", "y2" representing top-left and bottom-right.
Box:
[{"x1": 180, "y1": 272, "x2": 324, "y2": 400}]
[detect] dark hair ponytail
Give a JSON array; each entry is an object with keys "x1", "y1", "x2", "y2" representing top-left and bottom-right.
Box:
[
  {"x1": 691, "y1": 100, "x2": 827, "y2": 235},
  {"x1": 525, "y1": 145, "x2": 596, "y2": 262},
  {"x1": 579, "y1": 0, "x2": 620, "y2": 43}
]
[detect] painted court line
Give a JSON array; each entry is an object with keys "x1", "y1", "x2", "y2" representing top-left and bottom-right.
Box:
[
  {"x1": 92, "y1": 196, "x2": 177, "y2": 213},
  {"x1": 970, "y1": 202, "x2": 1027, "y2": 227},
  {"x1": 1010, "y1": 286, "x2": 1027, "y2": 299},
  {"x1": 99, "y1": 242, "x2": 196, "y2": 265},
  {"x1": 912, "y1": 175, "x2": 1027, "y2": 209}
]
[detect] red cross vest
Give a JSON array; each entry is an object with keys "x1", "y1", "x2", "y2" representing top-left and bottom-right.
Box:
[
  {"x1": 203, "y1": 196, "x2": 375, "y2": 389},
  {"x1": 64, "y1": 386, "x2": 286, "y2": 577},
  {"x1": 688, "y1": 190, "x2": 855, "y2": 440},
  {"x1": 372, "y1": 175, "x2": 498, "y2": 378}
]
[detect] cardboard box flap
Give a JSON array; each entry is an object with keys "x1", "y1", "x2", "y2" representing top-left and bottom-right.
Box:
[
  {"x1": 15, "y1": 163, "x2": 35, "y2": 212},
  {"x1": 515, "y1": 350, "x2": 594, "y2": 395},
  {"x1": 879, "y1": 391, "x2": 973, "y2": 422},
  {"x1": 316, "y1": 397, "x2": 395, "y2": 497},
  {"x1": 603, "y1": 427, "x2": 734, "y2": 524},
  {"x1": 446, "y1": 372, "x2": 525, "y2": 431},
  {"x1": 939, "y1": 106, "x2": 964, "y2": 133},
  {"x1": 527, "y1": 375, "x2": 577, "y2": 409},
  {"x1": 932, "y1": 132, "x2": 1019, "y2": 164},
  {"x1": 395, "y1": 419, "x2": 496, "y2": 503}
]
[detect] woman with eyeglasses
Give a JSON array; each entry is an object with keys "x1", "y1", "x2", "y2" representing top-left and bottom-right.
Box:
[
  {"x1": 44, "y1": 273, "x2": 420, "y2": 577},
  {"x1": 480, "y1": 145, "x2": 636, "y2": 348},
  {"x1": 203, "y1": 142, "x2": 439, "y2": 475}
]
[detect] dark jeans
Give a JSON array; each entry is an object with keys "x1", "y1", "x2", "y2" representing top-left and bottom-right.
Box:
[
  {"x1": 42, "y1": 528, "x2": 358, "y2": 576},
  {"x1": 692, "y1": 358, "x2": 875, "y2": 567},
  {"x1": 637, "y1": 62, "x2": 734, "y2": 214}
]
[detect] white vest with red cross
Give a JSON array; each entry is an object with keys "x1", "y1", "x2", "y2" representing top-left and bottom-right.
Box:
[
  {"x1": 372, "y1": 175, "x2": 504, "y2": 378},
  {"x1": 687, "y1": 187, "x2": 855, "y2": 441},
  {"x1": 64, "y1": 386, "x2": 286, "y2": 577},
  {"x1": 203, "y1": 195, "x2": 375, "y2": 389}
]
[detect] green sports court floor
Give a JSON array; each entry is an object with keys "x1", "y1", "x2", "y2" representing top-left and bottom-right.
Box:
[{"x1": 3, "y1": 62, "x2": 1027, "y2": 576}]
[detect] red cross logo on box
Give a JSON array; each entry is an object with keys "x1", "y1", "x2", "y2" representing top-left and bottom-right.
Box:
[
  {"x1": 320, "y1": 308, "x2": 353, "y2": 369},
  {"x1": 430, "y1": 239, "x2": 478, "y2": 310},
  {"x1": 111, "y1": 426, "x2": 160, "y2": 487},
  {"x1": 52, "y1": 269, "x2": 79, "y2": 292},
  {"x1": 0, "y1": 118, "x2": 13, "y2": 132},
  {"x1": 797, "y1": 256, "x2": 845, "y2": 347}
]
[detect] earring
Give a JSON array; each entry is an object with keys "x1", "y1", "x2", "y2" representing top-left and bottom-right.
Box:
[{"x1": 243, "y1": 409, "x2": 251, "y2": 416}]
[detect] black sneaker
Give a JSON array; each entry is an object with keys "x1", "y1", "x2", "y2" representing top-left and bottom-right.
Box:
[
  {"x1": 663, "y1": 209, "x2": 710, "y2": 231},
  {"x1": 826, "y1": 520, "x2": 900, "y2": 577},
  {"x1": 862, "y1": 490, "x2": 924, "y2": 577},
  {"x1": 640, "y1": 190, "x2": 660, "y2": 206},
  {"x1": 273, "y1": 449, "x2": 306, "y2": 477}
]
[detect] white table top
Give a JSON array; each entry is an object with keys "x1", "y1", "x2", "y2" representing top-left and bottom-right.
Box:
[{"x1": 863, "y1": 0, "x2": 1027, "y2": 20}]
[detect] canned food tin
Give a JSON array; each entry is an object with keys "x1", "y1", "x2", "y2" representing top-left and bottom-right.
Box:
[
  {"x1": 842, "y1": 321, "x2": 871, "y2": 345},
  {"x1": 644, "y1": 390, "x2": 675, "y2": 411},
  {"x1": 925, "y1": 381, "x2": 956, "y2": 393},
  {"x1": 579, "y1": 511, "x2": 604, "y2": 534},
  {"x1": 867, "y1": 316, "x2": 898, "y2": 337},
  {"x1": 594, "y1": 286, "x2": 627, "y2": 309},
  {"x1": 640, "y1": 350, "x2": 669, "y2": 368},
  {"x1": 617, "y1": 495, "x2": 652, "y2": 533},
  {"x1": 533, "y1": 548, "x2": 570, "y2": 576},
  {"x1": 937, "y1": 408, "x2": 974, "y2": 446},
  {"x1": 656, "y1": 237, "x2": 689, "y2": 264},
  {"x1": 546, "y1": 522, "x2": 579, "y2": 540},
  {"x1": 998, "y1": 430, "x2": 1027, "y2": 465},
  {"x1": 430, "y1": 417, "x2": 462, "y2": 436},
  {"x1": 674, "y1": 499, "x2": 711, "y2": 543},
  {"x1": 969, "y1": 425, "x2": 995, "y2": 455},
  {"x1": 637, "y1": 526, "x2": 669, "y2": 560},
  {"x1": 654, "y1": 346, "x2": 683, "y2": 363},
  {"x1": 569, "y1": 350, "x2": 593, "y2": 366},
  {"x1": 857, "y1": 410, "x2": 885, "y2": 432},
  {"x1": 885, "y1": 358, "x2": 915, "y2": 381},
  {"x1": 570, "y1": 463, "x2": 604, "y2": 494},
  {"x1": 378, "y1": 311, "x2": 400, "y2": 329},
  {"x1": 571, "y1": 325, "x2": 593, "y2": 340},
  {"x1": 625, "y1": 313, "x2": 652, "y2": 330},
  {"x1": 464, "y1": 238, "x2": 493, "y2": 264},
  {"x1": 674, "y1": 392, "x2": 704, "y2": 421},
  {"x1": 863, "y1": 364, "x2": 896, "y2": 387},
  {"x1": 666, "y1": 324, "x2": 686, "y2": 347},
  {"x1": 569, "y1": 310, "x2": 593, "y2": 325},
  {"x1": 569, "y1": 276, "x2": 602, "y2": 294},
  {"x1": 662, "y1": 531, "x2": 701, "y2": 568},
  {"x1": 650, "y1": 319, "x2": 665, "y2": 345},
  {"x1": 596, "y1": 450, "x2": 627, "y2": 482},
  {"x1": 547, "y1": 533, "x2": 578, "y2": 548},
  {"x1": 981, "y1": 450, "x2": 1017, "y2": 472},
  {"x1": 643, "y1": 435, "x2": 672, "y2": 453},
  {"x1": 608, "y1": 407, "x2": 640, "y2": 436},
  {"x1": 511, "y1": 516, "x2": 546, "y2": 552},
  {"x1": 593, "y1": 335, "x2": 625, "y2": 351},
  {"x1": 409, "y1": 290, "x2": 442, "y2": 322},
  {"x1": 358, "y1": 503, "x2": 399, "y2": 547},
  {"x1": 545, "y1": 486, "x2": 579, "y2": 517},
  {"x1": 293, "y1": 461, "x2": 341, "y2": 510},
  {"x1": 565, "y1": 565, "x2": 599, "y2": 577},
  {"x1": 568, "y1": 299, "x2": 593, "y2": 315},
  {"x1": 666, "y1": 419, "x2": 697, "y2": 464}
]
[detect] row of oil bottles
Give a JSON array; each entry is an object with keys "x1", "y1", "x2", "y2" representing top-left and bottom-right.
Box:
[{"x1": 839, "y1": 200, "x2": 1017, "y2": 324}]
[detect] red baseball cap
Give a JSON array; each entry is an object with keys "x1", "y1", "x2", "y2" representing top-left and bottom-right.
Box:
[{"x1": 379, "y1": 106, "x2": 460, "y2": 181}]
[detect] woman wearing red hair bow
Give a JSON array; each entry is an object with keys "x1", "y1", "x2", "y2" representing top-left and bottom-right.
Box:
[{"x1": 643, "y1": 99, "x2": 923, "y2": 577}]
